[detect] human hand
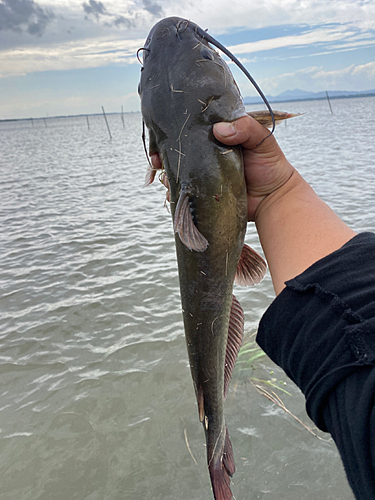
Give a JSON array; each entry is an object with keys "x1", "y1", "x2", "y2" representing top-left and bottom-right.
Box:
[{"x1": 213, "y1": 114, "x2": 295, "y2": 221}]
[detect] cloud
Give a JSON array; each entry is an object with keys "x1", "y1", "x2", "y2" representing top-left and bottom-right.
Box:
[
  {"x1": 227, "y1": 26, "x2": 356, "y2": 55},
  {"x1": 178, "y1": 0, "x2": 375, "y2": 33},
  {"x1": 111, "y1": 15, "x2": 132, "y2": 28},
  {"x1": 312, "y1": 61, "x2": 375, "y2": 87},
  {"x1": 0, "y1": 0, "x2": 55, "y2": 36},
  {"x1": 82, "y1": 0, "x2": 107, "y2": 19},
  {"x1": 0, "y1": 36, "x2": 144, "y2": 78},
  {"x1": 0, "y1": 88, "x2": 140, "y2": 118},
  {"x1": 81, "y1": 0, "x2": 135, "y2": 28},
  {"x1": 257, "y1": 62, "x2": 375, "y2": 94},
  {"x1": 142, "y1": 0, "x2": 163, "y2": 17}
]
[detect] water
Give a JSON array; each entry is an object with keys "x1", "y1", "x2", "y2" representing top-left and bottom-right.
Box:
[{"x1": 1, "y1": 97, "x2": 374, "y2": 499}]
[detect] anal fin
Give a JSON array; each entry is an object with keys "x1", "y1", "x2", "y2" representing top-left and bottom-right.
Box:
[
  {"x1": 235, "y1": 243, "x2": 267, "y2": 286},
  {"x1": 224, "y1": 295, "x2": 244, "y2": 400}
]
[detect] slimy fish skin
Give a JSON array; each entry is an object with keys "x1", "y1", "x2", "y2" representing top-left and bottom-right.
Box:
[{"x1": 138, "y1": 17, "x2": 268, "y2": 500}]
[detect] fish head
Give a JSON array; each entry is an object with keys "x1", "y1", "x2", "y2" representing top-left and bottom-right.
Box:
[{"x1": 138, "y1": 17, "x2": 247, "y2": 156}]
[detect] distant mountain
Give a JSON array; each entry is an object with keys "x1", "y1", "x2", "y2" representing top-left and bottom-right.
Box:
[{"x1": 243, "y1": 88, "x2": 375, "y2": 105}]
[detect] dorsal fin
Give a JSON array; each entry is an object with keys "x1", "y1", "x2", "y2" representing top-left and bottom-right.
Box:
[
  {"x1": 174, "y1": 191, "x2": 208, "y2": 252},
  {"x1": 224, "y1": 295, "x2": 244, "y2": 400},
  {"x1": 235, "y1": 244, "x2": 267, "y2": 286}
]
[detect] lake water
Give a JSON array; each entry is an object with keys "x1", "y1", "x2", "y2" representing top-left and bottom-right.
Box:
[{"x1": 1, "y1": 97, "x2": 375, "y2": 499}]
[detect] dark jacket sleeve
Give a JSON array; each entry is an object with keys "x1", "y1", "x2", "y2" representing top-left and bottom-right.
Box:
[{"x1": 256, "y1": 232, "x2": 375, "y2": 499}]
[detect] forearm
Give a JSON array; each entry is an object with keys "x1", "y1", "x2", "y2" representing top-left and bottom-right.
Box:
[
  {"x1": 254, "y1": 167, "x2": 357, "y2": 295},
  {"x1": 256, "y1": 232, "x2": 375, "y2": 499}
]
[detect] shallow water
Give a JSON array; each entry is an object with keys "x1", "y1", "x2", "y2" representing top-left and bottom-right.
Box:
[{"x1": 1, "y1": 97, "x2": 374, "y2": 499}]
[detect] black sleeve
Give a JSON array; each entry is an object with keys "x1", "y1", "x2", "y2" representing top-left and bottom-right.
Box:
[{"x1": 256, "y1": 232, "x2": 375, "y2": 499}]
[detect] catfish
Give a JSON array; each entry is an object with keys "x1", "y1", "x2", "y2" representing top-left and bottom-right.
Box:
[{"x1": 138, "y1": 17, "x2": 280, "y2": 500}]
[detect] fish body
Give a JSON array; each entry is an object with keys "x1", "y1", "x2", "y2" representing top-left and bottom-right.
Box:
[{"x1": 138, "y1": 17, "x2": 266, "y2": 500}]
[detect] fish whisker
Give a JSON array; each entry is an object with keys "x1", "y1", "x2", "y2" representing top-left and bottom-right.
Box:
[{"x1": 136, "y1": 47, "x2": 150, "y2": 66}]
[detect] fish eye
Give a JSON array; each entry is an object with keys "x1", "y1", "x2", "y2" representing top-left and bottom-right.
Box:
[{"x1": 200, "y1": 47, "x2": 214, "y2": 61}]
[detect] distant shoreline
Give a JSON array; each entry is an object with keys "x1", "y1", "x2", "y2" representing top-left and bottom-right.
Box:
[
  {"x1": 1, "y1": 93, "x2": 375, "y2": 123},
  {"x1": 244, "y1": 92, "x2": 375, "y2": 106}
]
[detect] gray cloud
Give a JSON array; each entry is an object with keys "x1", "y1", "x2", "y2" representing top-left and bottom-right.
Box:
[
  {"x1": 0, "y1": 0, "x2": 54, "y2": 36},
  {"x1": 143, "y1": 0, "x2": 163, "y2": 17},
  {"x1": 82, "y1": 0, "x2": 135, "y2": 29},
  {"x1": 82, "y1": 0, "x2": 107, "y2": 19},
  {"x1": 112, "y1": 15, "x2": 133, "y2": 29}
]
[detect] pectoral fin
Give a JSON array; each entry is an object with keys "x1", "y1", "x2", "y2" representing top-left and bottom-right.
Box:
[
  {"x1": 143, "y1": 167, "x2": 158, "y2": 187},
  {"x1": 223, "y1": 295, "x2": 244, "y2": 400},
  {"x1": 235, "y1": 244, "x2": 267, "y2": 286},
  {"x1": 174, "y1": 191, "x2": 208, "y2": 252}
]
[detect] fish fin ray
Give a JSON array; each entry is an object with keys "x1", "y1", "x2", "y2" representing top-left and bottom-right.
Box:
[
  {"x1": 223, "y1": 295, "x2": 244, "y2": 400},
  {"x1": 143, "y1": 167, "x2": 157, "y2": 187},
  {"x1": 248, "y1": 110, "x2": 303, "y2": 129},
  {"x1": 174, "y1": 191, "x2": 208, "y2": 252},
  {"x1": 209, "y1": 466, "x2": 232, "y2": 500},
  {"x1": 223, "y1": 426, "x2": 235, "y2": 476},
  {"x1": 235, "y1": 243, "x2": 267, "y2": 286},
  {"x1": 208, "y1": 429, "x2": 235, "y2": 500}
]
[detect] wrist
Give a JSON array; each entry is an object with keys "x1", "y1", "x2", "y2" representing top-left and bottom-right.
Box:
[
  {"x1": 251, "y1": 164, "x2": 298, "y2": 223},
  {"x1": 254, "y1": 169, "x2": 356, "y2": 294}
]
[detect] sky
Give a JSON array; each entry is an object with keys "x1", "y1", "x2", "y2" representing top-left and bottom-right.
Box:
[{"x1": 0, "y1": 0, "x2": 375, "y2": 119}]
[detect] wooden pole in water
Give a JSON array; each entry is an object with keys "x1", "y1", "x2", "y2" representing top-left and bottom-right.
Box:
[
  {"x1": 101, "y1": 106, "x2": 112, "y2": 139},
  {"x1": 326, "y1": 91, "x2": 333, "y2": 114},
  {"x1": 121, "y1": 105, "x2": 125, "y2": 129},
  {"x1": 31, "y1": 118, "x2": 34, "y2": 127},
  {"x1": 86, "y1": 115, "x2": 90, "y2": 130},
  {"x1": 43, "y1": 118, "x2": 48, "y2": 127}
]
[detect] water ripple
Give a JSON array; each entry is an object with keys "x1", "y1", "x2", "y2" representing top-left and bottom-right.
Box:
[{"x1": 0, "y1": 101, "x2": 373, "y2": 499}]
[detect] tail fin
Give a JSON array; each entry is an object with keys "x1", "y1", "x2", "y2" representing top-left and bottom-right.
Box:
[{"x1": 208, "y1": 427, "x2": 235, "y2": 500}]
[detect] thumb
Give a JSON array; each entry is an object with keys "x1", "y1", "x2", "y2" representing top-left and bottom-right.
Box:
[{"x1": 213, "y1": 115, "x2": 273, "y2": 150}]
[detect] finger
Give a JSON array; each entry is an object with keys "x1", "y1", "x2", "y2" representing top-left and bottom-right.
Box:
[{"x1": 213, "y1": 115, "x2": 273, "y2": 150}]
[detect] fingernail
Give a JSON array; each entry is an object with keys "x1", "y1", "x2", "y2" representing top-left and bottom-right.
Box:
[{"x1": 214, "y1": 122, "x2": 236, "y2": 137}]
